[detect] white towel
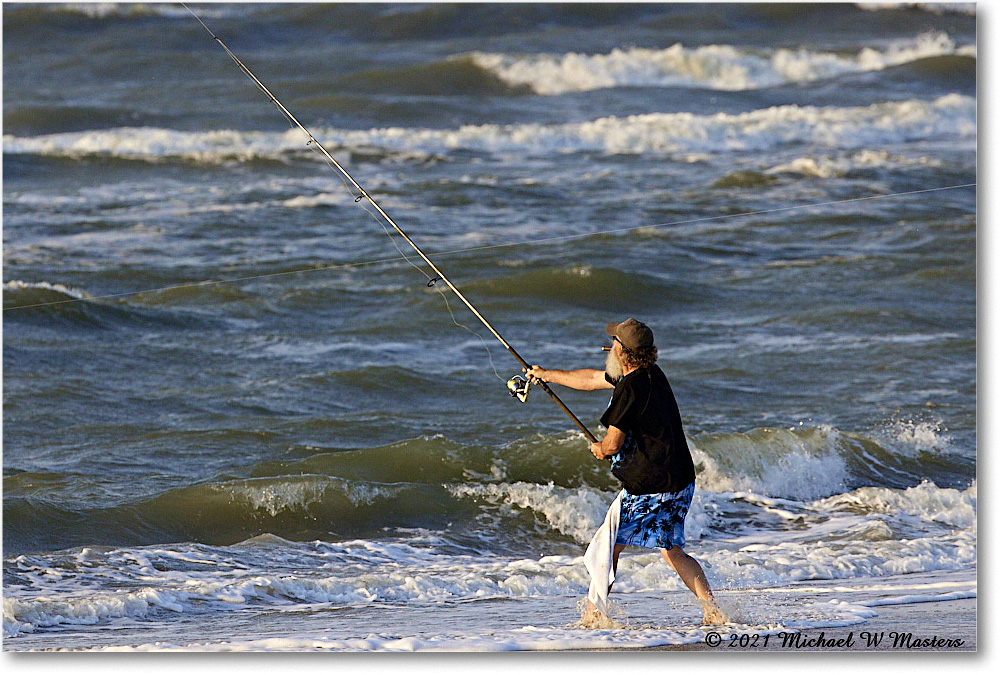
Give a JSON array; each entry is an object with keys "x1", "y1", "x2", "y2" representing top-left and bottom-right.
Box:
[{"x1": 583, "y1": 490, "x2": 623, "y2": 618}]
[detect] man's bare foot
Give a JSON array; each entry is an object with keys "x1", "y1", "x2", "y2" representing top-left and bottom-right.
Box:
[
  {"x1": 578, "y1": 598, "x2": 619, "y2": 629},
  {"x1": 581, "y1": 599, "x2": 604, "y2": 626},
  {"x1": 701, "y1": 600, "x2": 726, "y2": 625}
]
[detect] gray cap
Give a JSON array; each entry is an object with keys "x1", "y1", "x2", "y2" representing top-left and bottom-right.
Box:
[{"x1": 605, "y1": 318, "x2": 654, "y2": 352}]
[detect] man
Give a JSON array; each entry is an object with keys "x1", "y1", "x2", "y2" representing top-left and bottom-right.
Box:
[{"x1": 526, "y1": 318, "x2": 723, "y2": 625}]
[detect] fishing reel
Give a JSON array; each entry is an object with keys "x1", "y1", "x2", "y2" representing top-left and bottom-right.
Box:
[{"x1": 506, "y1": 375, "x2": 531, "y2": 403}]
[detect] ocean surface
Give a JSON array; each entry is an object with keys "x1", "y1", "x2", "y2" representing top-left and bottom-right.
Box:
[{"x1": 2, "y1": 2, "x2": 976, "y2": 651}]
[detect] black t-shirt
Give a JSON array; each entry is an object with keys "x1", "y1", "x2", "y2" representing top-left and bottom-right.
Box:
[{"x1": 600, "y1": 364, "x2": 695, "y2": 494}]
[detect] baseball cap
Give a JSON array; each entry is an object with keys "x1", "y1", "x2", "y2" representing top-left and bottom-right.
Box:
[{"x1": 605, "y1": 318, "x2": 654, "y2": 352}]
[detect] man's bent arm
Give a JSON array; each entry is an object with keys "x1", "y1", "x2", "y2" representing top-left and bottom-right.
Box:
[
  {"x1": 525, "y1": 367, "x2": 613, "y2": 391},
  {"x1": 591, "y1": 425, "x2": 626, "y2": 460}
]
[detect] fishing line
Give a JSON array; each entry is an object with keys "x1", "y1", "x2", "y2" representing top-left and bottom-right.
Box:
[
  {"x1": 303, "y1": 136, "x2": 505, "y2": 380},
  {"x1": 155, "y1": 2, "x2": 504, "y2": 379},
  {"x1": 3, "y1": 258, "x2": 403, "y2": 311},
  {"x1": 7, "y1": 6, "x2": 976, "y2": 438},
  {"x1": 361, "y1": 190, "x2": 507, "y2": 382},
  {"x1": 202, "y1": 1, "x2": 506, "y2": 381},
  {"x1": 4, "y1": 181, "x2": 976, "y2": 312},
  {"x1": 178, "y1": 4, "x2": 591, "y2": 435}
]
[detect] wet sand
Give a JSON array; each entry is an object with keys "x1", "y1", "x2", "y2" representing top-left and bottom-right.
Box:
[{"x1": 638, "y1": 598, "x2": 977, "y2": 652}]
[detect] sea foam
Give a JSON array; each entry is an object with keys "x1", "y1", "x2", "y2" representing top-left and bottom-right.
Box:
[
  {"x1": 45, "y1": 3, "x2": 241, "y2": 20},
  {"x1": 3, "y1": 95, "x2": 975, "y2": 162},
  {"x1": 449, "y1": 481, "x2": 610, "y2": 543},
  {"x1": 469, "y1": 33, "x2": 975, "y2": 95},
  {"x1": 5, "y1": 478, "x2": 976, "y2": 640},
  {"x1": 690, "y1": 426, "x2": 852, "y2": 500},
  {"x1": 3, "y1": 280, "x2": 93, "y2": 303},
  {"x1": 217, "y1": 476, "x2": 407, "y2": 516},
  {"x1": 816, "y1": 480, "x2": 976, "y2": 530},
  {"x1": 858, "y1": 3, "x2": 976, "y2": 16}
]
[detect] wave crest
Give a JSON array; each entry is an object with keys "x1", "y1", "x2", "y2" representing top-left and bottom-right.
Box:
[
  {"x1": 449, "y1": 482, "x2": 610, "y2": 543},
  {"x1": 3, "y1": 280, "x2": 92, "y2": 309},
  {"x1": 469, "y1": 33, "x2": 975, "y2": 94},
  {"x1": 691, "y1": 427, "x2": 851, "y2": 500},
  {"x1": 4, "y1": 95, "x2": 974, "y2": 164}
]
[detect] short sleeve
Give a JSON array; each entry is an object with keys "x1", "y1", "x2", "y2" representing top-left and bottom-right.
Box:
[{"x1": 600, "y1": 378, "x2": 638, "y2": 430}]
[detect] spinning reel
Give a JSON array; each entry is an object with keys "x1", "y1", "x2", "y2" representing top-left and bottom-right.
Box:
[{"x1": 506, "y1": 375, "x2": 531, "y2": 403}]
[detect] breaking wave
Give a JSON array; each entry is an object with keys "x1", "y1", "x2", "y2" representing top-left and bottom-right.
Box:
[
  {"x1": 4, "y1": 420, "x2": 972, "y2": 556},
  {"x1": 4, "y1": 478, "x2": 976, "y2": 638},
  {"x1": 3, "y1": 94, "x2": 975, "y2": 163},
  {"x1": 10, "y1": 3, "x2": 244, "y2": 21},
  {"x1": 3, "y1": 280, "x2": 93, "y2": 308},
  {"x1": 468, "y1": 32, "x2": 975, "y2": 94},
  {"x1": 857, "y1": 3, "x2": 976, "y2": 17},
  {"x1": 2, "y1": 280, "x2": 225, "y2": 330}
]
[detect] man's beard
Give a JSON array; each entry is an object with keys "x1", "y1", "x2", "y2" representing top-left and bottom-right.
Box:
[{"x1": 605, "y1": 349, "x2": 624, "y2": 383}]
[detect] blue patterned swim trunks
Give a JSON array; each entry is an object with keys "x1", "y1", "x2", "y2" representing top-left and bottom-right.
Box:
[{"x1": 615, "y1": 482, "x2": 695, "y2": 550}]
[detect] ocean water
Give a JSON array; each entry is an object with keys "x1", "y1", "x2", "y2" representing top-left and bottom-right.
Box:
[{"x1": 1, "y1": 2, "x2": 976, "y2": 652}]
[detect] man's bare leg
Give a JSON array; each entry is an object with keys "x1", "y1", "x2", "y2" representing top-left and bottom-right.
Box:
[
  {"x1": 660, "y1": 546, "x2": 725, "y2": 624},
  {"x1": 612, "y1": 543, "x2": 625, "y2": 577},
  {"x1": 584, "y1": 544, "x2": 627, "y2": 622}
]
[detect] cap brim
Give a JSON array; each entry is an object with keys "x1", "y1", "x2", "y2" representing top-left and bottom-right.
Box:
[{"x1": 605, "y1": 322, "x2": 620, "y2": 336}]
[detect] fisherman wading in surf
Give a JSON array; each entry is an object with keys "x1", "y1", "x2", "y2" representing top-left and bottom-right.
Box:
[
  {"x1": 526, "y1": 318, "x2": 724, "y2": 626},
  {"x1": 187, "y1": 3, "x2": 723, "y2": 628}
]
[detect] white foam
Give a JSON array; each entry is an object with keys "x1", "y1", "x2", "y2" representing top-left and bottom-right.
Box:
[
  {"x1": 94, "y1": 626, "x2": 709, "y2": 652},
  {"x1": 2, "y1": 127, "x2": 314, "y2": 164},
  {"x1": 80, "y1": 582, "x2": 972, "y2": 651},
  {"x1": 690, "y1": 426, "x2": 851, "y2": 500},
  {"x1": 51, "y1": 3, "x2": 152, "y2": 19},
  {"x1": 877, "y1": 418, "x2": 952, "y2": 455},
  {"x1": 5, "y1": 475, "x2": 977, "y2": 640},
  {"x1": 3, "y1": 588, "x2": 184, "y2": 637},
  {"x1": 689, "y1": 481, "x2": 977, "y2": 587},
  {"x1": 3, "y1": 279, "x2": 93, "y2": 301},
  {"x1": 282, "y1": 192, "x2": 354, "y2": 209},
  {"x1": 706, "y1": 529, "x2": 975, "y2": 585},
  {"x1": 3, "y1": 546, "x2": 593, "y2": 638},
  {"x1": 449, "y1": 481, "x2": 611, "y2": 543},
  {"x1": 863, "y1": 589, "x2": 976, "y2": 606},
  {"x1": 217, "y1": 476, "x2": 406, "y2": 516},
  {"x1": 816, "y1": 480, "x2": 976, "y2": 530},
  {"x1": 47, "y1": 3, "x2": 240, "y2": 19},
  {"x1": 469, "y1": 33, "x2": 974, "y2": 95},
  {"x1": 858, "y1": 3, "x2": 977, "y2": 16},
  {"x1": 3, "y1": 94, "x2": 975, "y2": 162},
  {"x1": 766, "y1": 149, "x2": 944, "y2": 178}
]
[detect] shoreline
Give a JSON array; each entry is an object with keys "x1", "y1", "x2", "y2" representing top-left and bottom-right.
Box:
[
  {"x1": 3, "y1": 597, "x2": 976, "y2": 653},
  {"x1": 633, "y1": 598, "x2": 977, "y2": 652},
  {"x1": 4, "y1": 567, "x2": 977, "y2": 652}
]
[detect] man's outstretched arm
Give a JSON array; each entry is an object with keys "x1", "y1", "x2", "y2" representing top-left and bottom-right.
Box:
[{"x1": 525, "y1": 366, "x2": 613, "y2": 391}]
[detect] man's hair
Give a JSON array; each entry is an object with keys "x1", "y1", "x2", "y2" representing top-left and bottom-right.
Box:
[{"x1": 620, "y1": 343, "x2": 658, "y2": 370}]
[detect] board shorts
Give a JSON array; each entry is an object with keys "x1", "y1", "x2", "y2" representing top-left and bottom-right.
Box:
[{"x1": 614, "y1": 482, "x2": 695, "y2": 550}]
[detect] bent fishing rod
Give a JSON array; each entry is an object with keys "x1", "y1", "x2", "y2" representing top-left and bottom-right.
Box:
[{"x1": 183, "y1": 5, "x2": 598, "y2": 443}]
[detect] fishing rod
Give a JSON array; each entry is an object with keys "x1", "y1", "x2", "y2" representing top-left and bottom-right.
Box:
[
  {"x1": 2, "y1": 182, "x2": 976, "y2": 313},
  {"x1": 182, "y1": 5, "x2": 598, "y2": 443}
]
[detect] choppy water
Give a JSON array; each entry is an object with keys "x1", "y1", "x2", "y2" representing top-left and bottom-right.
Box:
[{"x1": 2, "y1": 2, "x2": 976, "y2": 651}]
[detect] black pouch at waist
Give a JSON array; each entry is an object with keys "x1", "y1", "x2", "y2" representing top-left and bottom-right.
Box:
[{"x1": 610, "y1": 439, "x2": 674, "y2": 495}]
